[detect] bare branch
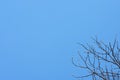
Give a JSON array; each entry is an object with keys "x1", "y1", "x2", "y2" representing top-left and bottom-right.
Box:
[{"x1": 73, "y1": 38, "x2": 120, "y2": 80}]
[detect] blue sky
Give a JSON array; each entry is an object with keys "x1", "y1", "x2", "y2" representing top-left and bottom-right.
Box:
[{"x1": 0, "y1": 0, "x2": 120, "y2": 80}]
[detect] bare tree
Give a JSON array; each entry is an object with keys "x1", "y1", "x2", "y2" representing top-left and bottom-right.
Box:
[{"x1": 72, "y1": 38, "x2": 120, "y2": 80}]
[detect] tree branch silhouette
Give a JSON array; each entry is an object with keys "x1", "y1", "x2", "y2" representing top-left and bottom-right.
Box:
[{"x1": 72, "y1": 38, "x2": 120, "y2": 80}]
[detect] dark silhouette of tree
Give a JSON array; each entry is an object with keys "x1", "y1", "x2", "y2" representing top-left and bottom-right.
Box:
[{"x1": 72, "y1": 38, "x2": 120, "y2": 80}]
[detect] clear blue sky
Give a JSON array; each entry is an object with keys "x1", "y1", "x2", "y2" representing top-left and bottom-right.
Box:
[{"x1": 0, "y1": 0, "x2": 120, "y2": 80}]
